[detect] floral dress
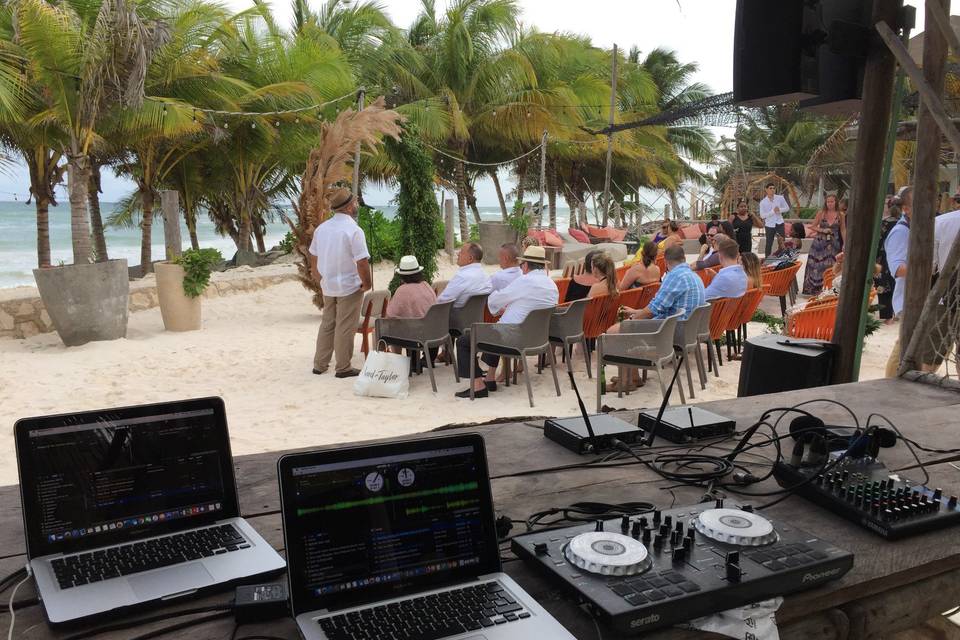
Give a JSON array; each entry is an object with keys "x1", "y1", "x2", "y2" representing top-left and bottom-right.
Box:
[{"x1": 802, "y1": 217, "x2": 843, "y2": 296}]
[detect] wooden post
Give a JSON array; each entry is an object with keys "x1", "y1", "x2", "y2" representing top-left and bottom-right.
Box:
[
  {"x1": 538, "y1": 130, "x2": 548, "y2": 228},
  {"x1": 902, "y1": 0, "x2": 950, "y2": 364},
  {"x1": 444, "y1": 198, "x2": 455, "y2": 258},
  {"x1": 831, "y1": 0, "x2": 902, "y2": 383},
  {"x1": 352, "y1": 88, "x2": 365, "y2": 198},
  {"x1": 601, "y1": 44, "x2": 618, "y2": 227},
  {"x1": 161, "y1": 190, "x2": 181, "y2": 261}
]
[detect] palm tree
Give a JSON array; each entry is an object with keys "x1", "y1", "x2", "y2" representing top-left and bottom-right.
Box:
[{"x1": 14, "y1": 0, "x2": 169, "y2": 265}]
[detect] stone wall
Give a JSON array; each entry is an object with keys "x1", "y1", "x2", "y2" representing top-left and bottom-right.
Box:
[{"x1": 0, "y1": 271, "x2": 298, "y2": 340}]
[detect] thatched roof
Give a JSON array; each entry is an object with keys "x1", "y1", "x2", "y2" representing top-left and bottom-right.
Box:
[{"x1": 720, "y1": 172, "x2": 801, "y2": 214}]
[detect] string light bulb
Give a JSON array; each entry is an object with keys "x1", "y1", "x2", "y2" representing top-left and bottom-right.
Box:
[
  {"x1": 251, "y1": 122, "x2": 256, "y2": 129},
  {"x1": 527, "y1": 110, "x2": 532, "y2": 118},
  {"x1": 491, "y1": 109, "x2": 496, "y2": 116},
  {"x1": 223, "y1": 121, "x2": 229, "y2": 129}
]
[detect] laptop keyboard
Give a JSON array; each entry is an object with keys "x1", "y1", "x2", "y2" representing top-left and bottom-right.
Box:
[
  {"x1": 49, "y1": 524, "x2": 248, "y2": 590},
  {"x1": 317, "y1": 581, "x2": 530, "y2": 640}
]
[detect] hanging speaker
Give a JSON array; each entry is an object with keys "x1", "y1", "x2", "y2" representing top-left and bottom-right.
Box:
[
  {"x1": 733, "y1": 0, "x2": 821, "y2": 106},
  {"x1": 799, "y1": 0, "x2": 873, "y2": 114}
]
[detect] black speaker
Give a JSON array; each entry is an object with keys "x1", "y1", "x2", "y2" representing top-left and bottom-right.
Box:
[
  {"x1": 733, "y1": 0, "x2": 821, "y2": 106},
  {"x1": 798, "y1": 0, "x2": 872, "y2": 114},
  {"x1": 737, "y1": 334, "x2": 835, "y2": 397}
]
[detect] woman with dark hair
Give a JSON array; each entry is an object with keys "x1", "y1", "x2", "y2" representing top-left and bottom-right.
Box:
[
  {"x1": 564, "y1": 250, "x2": 601, "y2": 302},
  {"x1": 658, "y1": 220, "x2": 684, "y2": 251},
  {"x1": 586, "y1": 253, "x2": 618, "y2": 299},
  {"x1": 729, "y1": 199, "x2": 761, "y2": 253},
  {"x1": 386, "y1": 256, "x2": 436, "y2": 319},
  {"x1": 619, "y1": 241, "x2": 660, "y2": 290},
  {"x1": 875, "y1": 196, "x2": 900, "y2": 322},
  {"x1": 802, "y1": 194, "x2": 845, "y2": 295}
]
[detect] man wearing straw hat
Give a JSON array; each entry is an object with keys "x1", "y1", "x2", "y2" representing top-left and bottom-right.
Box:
[
  {"x1": 309, "y1": 187, "x2": 372, "y2": 378},
  {"x1": 454, "y1": 245, "x2": 558, "y2": 398}
]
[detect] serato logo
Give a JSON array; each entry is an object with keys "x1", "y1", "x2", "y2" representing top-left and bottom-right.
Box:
[
  {"x1": 629, "y1": 613, "x2": 661, "y2": 628},
  {"x1": 801, "y1": 568, "x2": 840, "y2": 583}
]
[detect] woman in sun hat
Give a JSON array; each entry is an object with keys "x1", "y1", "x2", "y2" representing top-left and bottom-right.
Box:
[{"x1": 386, "y1": 255, "x2": 436, "y2": 319}]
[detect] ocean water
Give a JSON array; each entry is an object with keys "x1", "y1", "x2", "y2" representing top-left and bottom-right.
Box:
[{"x1": 0, "y1": 201, "x2": 576, "y2": 289}]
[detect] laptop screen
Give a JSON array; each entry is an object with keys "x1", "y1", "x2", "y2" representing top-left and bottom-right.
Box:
[
  {"x1": 15, "y1": 397, "x2": 240, "y2": 558},
  {"x1": 279, "y1": 434, "x2": 500, "y2": 614}
]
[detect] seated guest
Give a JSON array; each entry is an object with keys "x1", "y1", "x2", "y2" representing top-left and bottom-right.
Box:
[
  {"x1": 619, "y1": 241, "x2": 660, "y2": 290},
  {"x1": 652, "y1": 218, "x2": 670, "y2": 244},
  {"x1": 618, "y1": 245, "x2": 705, "y2": 322},
  {"x1": 740, "y1": 251, "x2": 763, "y2": 289},
  {"x1": 455, "y1": 246, "x2": 559, "y2": 398},
  {"x1": 658, "y1": 220, "x2": 684, "y2": 251},
  {"x1": 386, "y1": 256, "x2": 436, "y2": 318},
  {"x1": 764, "y1": 233, "x2": 800, "y2": 265},
  {"x1": 705, "y1": 213, "x2": 722, "y2": 234},
  {"x1": 704, "y1": 238, "x2": 748, "y2": 300},
  {"x1": 436, "y1": 241, "x2": 492, "y2": 307},
  {"x1": 490, "y1": 243, "x2": 522, "y2": 292},
  {"x1": 586, "y1": 253, "x2": 618, "y2": 299},
  {"x1": 564, "y1": 250, "x2": 601, "y2": 302},
  {"x1": 692, "y1": 231, "x2": 726, "y2": 271}
]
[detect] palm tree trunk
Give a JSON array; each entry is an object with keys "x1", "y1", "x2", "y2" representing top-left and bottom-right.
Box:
[
  {"x1": 88, "y1": 165, "x2": 108, "y2": 262},
  {"x1": 455, "y1": 160, "x2": 469, "y2": 243},
  {"x1": 489, "y1": 170, "x2": 508, "y2": 220},
  {"x1": 515, "y1": 157, "x2": 529, "y2": 204},
  {"x1": 239, "y1": 207, "x2": 253, "y2": 251},
  {"x1": 253, "y1": 218, "x2": 266, "y2": 253},
  {"x1": 36, "y1": 196, "x2": 51, "y2": 268},
  {"x1": 466, "y1": 182, "x2": 481, "y2": 224},
  {"x1": 547, "y1": 159, "x2": 558, "y2": 228},
  {"x1": 67, "y1": 156, "x2": 92, "y2": 265},
  {"x1": 670, "y1": 191, "x2": 682, "y2": 221},
  {"x1": 139, "y1": 186, "x2": 155, "y2": 273},
  {"x1": 184, "y1": 202, "x2": 200, "y2": 250}
]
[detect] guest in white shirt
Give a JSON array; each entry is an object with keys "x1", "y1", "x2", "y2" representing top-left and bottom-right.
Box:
[
  {"x1": 436, "y1": 242, "x2": 492, "y2": 308},
  {"x1": 455, "y1": 246, "x2": 559, "y2": 398},
  {"x1": 309, "y1": 188, "x2": 372, "y2": 378},
  {"x1": 490, "y1": 243, "x2": 523, "y2": 292},
  {"x1": 759, "y1": 183, "x2": 790, "y2": 256}
]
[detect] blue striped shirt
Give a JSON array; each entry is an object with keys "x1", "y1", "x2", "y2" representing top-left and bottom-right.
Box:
[{"x1": 647, "y1": 263, "x2": 706, "y2": 320}]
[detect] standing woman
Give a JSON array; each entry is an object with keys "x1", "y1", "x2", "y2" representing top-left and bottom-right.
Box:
[
  {"x1": 729, "y1": 199, "x2": 762, "y2": 254},
  {"x1": 875, "y1": 196, "x2": 900, "y2": 322},
  {"x1": 802, "y1": 194, "x2": 845, "y2": 295}
]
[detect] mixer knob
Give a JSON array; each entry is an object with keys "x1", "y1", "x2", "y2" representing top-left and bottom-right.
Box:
[
  {"x1": 653, "y1": 534, "x2": 663, "y2": 549},
  {"x1": 534, "y1": 542, "x2": 548, "y2": 556},
  {"x1": 595, "y1": 520, "x2": 604, "y2": 532},
  {"x1": 631, "y1": 521, "x2": 642, "y2": 538},
  {"x1": 639, "y1": 517, "x2": 649, "y2": 529},
  {"x1": 949, "y1": 496, "x2": 958, "y2": 508},
  {"x1": 642, "y1": 528, "x2": 652, "y2": 544},
  {"x1": 670, "y1": 531, "x2": 680, "y2": 546},
  {"x1": 715, "y1": 498, "x2": 724, "y2": 509},
  {"x1": 664, "y1": 515, "x2": 673, "y2": 527},
  {"x1": 621, "y1": 515, "x2": 630, "y2": 532},
  {"x1": 686, "y1": 528, "x2": 696, "y2": 541},
  {"x1": 841, "y1": 471, "x2": 849, "y2": 482},
  {"x1": 934, "y1": 488, "x2": 943, "y2": 501},
  {"x1": 675, "y1": 520, "x2": 684, "y2": 533},
  {"x1": 725, "y1": 552, "x2": 742, "y2": 582},
  {"x1": 683, "y1": 536, "x2": 693, "y2": 551},
  {"x1": 659, "y1": 524, "x2": 670, "y2": 537},
  {"x1": 653, "y1": 510, "x2": 662, "y2": 525},
  {"x1": 672, "y1": 547, "x2": 685, "y2": 564},
  {"x1": 887, "y1": 478, "x2": 895, "y2": 489}
]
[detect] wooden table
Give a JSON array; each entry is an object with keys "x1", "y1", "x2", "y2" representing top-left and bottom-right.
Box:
[{"x1": 3, "y1": 378, "x2": 960, "y2": 639}]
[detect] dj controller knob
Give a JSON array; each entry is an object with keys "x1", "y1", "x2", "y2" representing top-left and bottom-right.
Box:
[
  {"x1": 639, "y1": 516, "x2": 649, "y2": 529},
  {"x1": 653, "y1": 510, "x2": 662, "y2": 526},
  {"x1": 715, "y1": 498, "x2": 724, "y2": 509},
  {"x1": 725, "y1": 552, "x2": 742, "y2": 583},
  {"x1": 653, "y1": 534, "x2": 663, "y2": 549},
  {"x1": 664, "y1": 515, "x2": 673, "y2": 527},
  {"x1": 534, "y1": 542, "x2": 548, "y2": 556},
  {"x1": 631, "y1": 521, "x2": 641, "y2": 538},
  {"x1": 683, "y1": 536, "x2": 693, "y2": 552},
  {"x1": 621, "y1": 515, "x2": 630, "y2": 532},
  {"x1": 595, "y1": 520, "x2": 604, "y2": 532},
  {"x1": 675, "y1": 520, "x2": 684, "y2": 533},
  {"x1": 642, "y1": 528, "x2": 651, "y2": 544},
  {"x1": 934, "y1": 488, "x2": 943, "y2": 501},
  {"x1": 686, "y1": 528, "x2": 696, "y2": 542},
  {"x1": 659, "y1": 524, "x2": 670, "y2": 537},
  {"x1": 949, "y1": 496, "x2": 958, "y2": 508},
  {"x1": 671, "y1": 547, "x2": 685, "y2": 564}
]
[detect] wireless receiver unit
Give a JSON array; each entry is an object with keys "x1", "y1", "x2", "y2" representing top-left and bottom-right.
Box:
[{"x1": 637, "y1": 406, "x2": 736, "y2": 443}]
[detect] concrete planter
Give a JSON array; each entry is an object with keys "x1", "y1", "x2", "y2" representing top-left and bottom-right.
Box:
[
  {"x1": 155, "y1": 262, "x2": 201, "y2": 331},
  {"x1": 478, "y1": 222, "x2": 519, "y2": 265},
  {"x1": 33, "y1": 259, "x2": 129, "y2": 346}
]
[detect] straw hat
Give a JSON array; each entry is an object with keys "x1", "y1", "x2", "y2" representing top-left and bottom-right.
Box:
[
  {"x1": 395, "y1": 255, "x2": 424, "y2": 275},
  {"x1": 329, "y1": 187, "x2": 355, "y2": 211},
  {"x1": 519, "y1": 245, "x2": 549, "y2": 265}
]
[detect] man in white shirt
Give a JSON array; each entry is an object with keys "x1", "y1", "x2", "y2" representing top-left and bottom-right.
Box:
[
  {"x1": 455, "y1": 246, "x2": 559, "y2": 398},
  {"x1": 436, "y1": 242, "x2": 492, "y2": 307},
  {"x1": 490, "y1": 243, "x2": 523, "y2": 292},
  {"x1": 759, "y1": 183, "x2": 790, "y2": 256},
  {"x1": 309, "y1": 188, "x2": 372, "y2": 378}
]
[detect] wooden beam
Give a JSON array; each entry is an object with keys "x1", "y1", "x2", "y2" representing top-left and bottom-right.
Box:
[
  {"x1": 901, "y1": 0, "x2": 950, "y2": 369},
  {"x1": 601, "y1": 44, "x2": 618, "y2": 227},
  {"x1": 926, "y1": 0, "x2": 960, "y2": 55},
  {"x1": 832, "y1": 0, "x2": 902, "y2": 383}
]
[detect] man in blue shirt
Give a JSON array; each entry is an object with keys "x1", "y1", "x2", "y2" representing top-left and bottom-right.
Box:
[
  {"x1": 704, "y1": 238, "x2": 748, "y2": 300},
  {"x1": 623, "y1": 246, "x2": 705, "y2": 321}
]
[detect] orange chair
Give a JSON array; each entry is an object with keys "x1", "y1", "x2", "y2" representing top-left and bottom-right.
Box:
[
  {"x1": 787, "y1": 300, "x2": 839, "y2": 340},
  {"x1": 358, "y1": 290, "x2": 391, "y2": 357},
  {"x1": 582, "y1": 294, "x2": 621, "y2": 340},
  {"x1": 707, "y1": 297, "x2": 741, "y2": 371},
  {"x1": 655, "y1": 253, "x2": 666, "y2": 276},
  {"x1": 822, "y1": 268, "x2": 836, "y2": 290},
  {"x1": 761, "y1": 262, "x2": 802, "y2": 316},
  {"x1": 554, "y1": 277, "x2": 571, "y2": 303},
  {"x1": 616, "y1": 287, "x2": 644, "y2": 310},
  {"x1": 615, "y1": 264, "x2": 630, "y2": 282},
  {"x1": 726, "y1": 287, "x2": 766, "y2": 358},
  {"x1": 695, "y1": 268, "x2": 716, "y2": 287},
  {"x1": 636, "y1": 282, "x2": 661, "y2": 309}
]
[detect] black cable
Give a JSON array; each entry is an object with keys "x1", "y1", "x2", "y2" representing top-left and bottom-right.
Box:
[
  {"x1": 866, "y1": 412, "x2": 931, "y2": 486},
  {"x1": 0, "y1": 568, "x2": 26, "y2": 594},
  {"x1": 233, "y1": 636, "x2": 288, "y2": 640},
  {"x1": 62, "y1": 603, "x2": 234, "y2": 640},
  {"x1": 11, "y1": 596, "x2": 38, "y2": 611},
  {"x1": 125, "y1": 611, "x2": 233, "y2": 640}
]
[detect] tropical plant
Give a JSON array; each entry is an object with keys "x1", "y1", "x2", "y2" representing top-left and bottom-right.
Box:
[{"x1": 173, "y1": 247, "x2": 222, "y2": 297}]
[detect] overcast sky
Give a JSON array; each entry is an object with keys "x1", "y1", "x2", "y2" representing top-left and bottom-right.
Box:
[{"x1": 0, "y1": 0, "x2": 926, "y2": 207}]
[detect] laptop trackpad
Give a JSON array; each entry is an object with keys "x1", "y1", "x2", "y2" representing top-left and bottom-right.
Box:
[{"x1": 128, "y1": 562, "x2": 215, "y2": 601}]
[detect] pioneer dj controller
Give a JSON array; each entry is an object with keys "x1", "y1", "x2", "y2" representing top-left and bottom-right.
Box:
[{"x1": 511, "y1": 503, "x2": 853, "y2": 634}]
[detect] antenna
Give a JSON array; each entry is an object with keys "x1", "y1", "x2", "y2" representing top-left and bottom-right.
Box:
[
  {"x1": 566, "y1": 371, "x2": 598, "y2": 451},
  {"x1": 642, "y1": 351, "x2": 686, "y2": 448}
]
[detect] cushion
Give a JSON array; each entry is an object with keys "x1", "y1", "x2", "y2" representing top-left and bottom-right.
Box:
[
  {"x1": 680, "y1": 225, "x2": 702, "y2": 240},
  {"x1": 804, "y1": 224, "x2": 817, "y2": 238},
  {"x1": 591, "y1": 227, "x2": 612, "y2": 240},
  {"x1": 568, "y1": 228, "x2": 590, "y2": 244},
  {"x1": 607, "y1": 228, "x2": 628, "y2": 242},
  {"x1": 542, "y1": 229, "x2": 564, "y2": 247},
  {"x1": 527, "y1": 229, "x2": 546, "y2": 244}
]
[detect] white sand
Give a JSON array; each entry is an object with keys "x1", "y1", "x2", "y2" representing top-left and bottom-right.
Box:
[{"x1": 0, "y1": 254, "x2": 902, "y2": 487}]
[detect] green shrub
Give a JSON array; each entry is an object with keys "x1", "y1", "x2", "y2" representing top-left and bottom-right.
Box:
[
  {"x1": 173, "y1": 248, "x2": 223, "y2": 298},
  {"x1": 277, "y1": 231, "x2": 295, "y2": 254},
  {"x1": 751, "y1": 308, "x2": 785, "y2": 333},
  {"x1": 357, "y1": 206, "x2": 401, "y2": 264},
  {"x1": 796, "y1": 207, "x2": 818, "y2": 219},
  {"x1": 468, "y1": 223, "x2": 480, "y2": 242}
]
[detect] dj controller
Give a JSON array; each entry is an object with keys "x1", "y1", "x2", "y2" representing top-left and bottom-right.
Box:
[{"x1": 512, "y1": 502, "x2": 853, "y2": 635}]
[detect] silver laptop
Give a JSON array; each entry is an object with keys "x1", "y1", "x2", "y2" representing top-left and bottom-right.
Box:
[
  {"x1": 14, "y1": 397, "x2": 285, "y2": 625},
  {"x1": 278, "y1": 433, "x2": 575, "y2": 640}
]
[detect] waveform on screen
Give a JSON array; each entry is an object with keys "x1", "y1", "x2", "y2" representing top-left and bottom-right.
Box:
[
  {"x1": 404, "y1": 498, "x2": 480, "y2": 516},
  {"x1": 297, "y1": 482, "x2": 479, "y2": 516}
]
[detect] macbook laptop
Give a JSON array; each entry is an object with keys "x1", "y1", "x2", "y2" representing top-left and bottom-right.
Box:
[
  {"x1": 278, "y1": 433, "x2": 575, "y2": 640},
  {"x1": 14, "y1": 397, "x2": 285, "y2": 625}
]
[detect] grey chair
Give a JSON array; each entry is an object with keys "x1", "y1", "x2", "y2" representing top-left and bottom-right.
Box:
[
  {"x1": 596, "y1": 312, "x2": 685, "y2": 411},
  {"x1": 673, "y1": 304, "x2": 712, "y2": 398},
  {"x1": 545, "y1": 299, "x2": 591, "y2": 384},
  {"x1": 432, "y1": 280, "x2": 449, "y2": 297},
  {"x1": 469, "y1": 307, "x2": 561, "y2": 408},
  {"x1": 449, "y1": 294, "x2": 489, "y2": 339},
  {"x1": 374, "y1": 301, "x2": 458, "y2": 392}
]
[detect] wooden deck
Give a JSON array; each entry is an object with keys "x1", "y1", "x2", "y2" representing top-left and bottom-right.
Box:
[{"x1": 2, "y1": 377, "x2": 960, "y2": 639}]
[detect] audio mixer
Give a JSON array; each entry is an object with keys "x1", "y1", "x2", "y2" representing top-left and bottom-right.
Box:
[
  {"x1": 773, "y1": 456, "x2": 960, "y2": 539},
  {"x1": 511, "y1": 502, "x2": 853, "y2": 634}
]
